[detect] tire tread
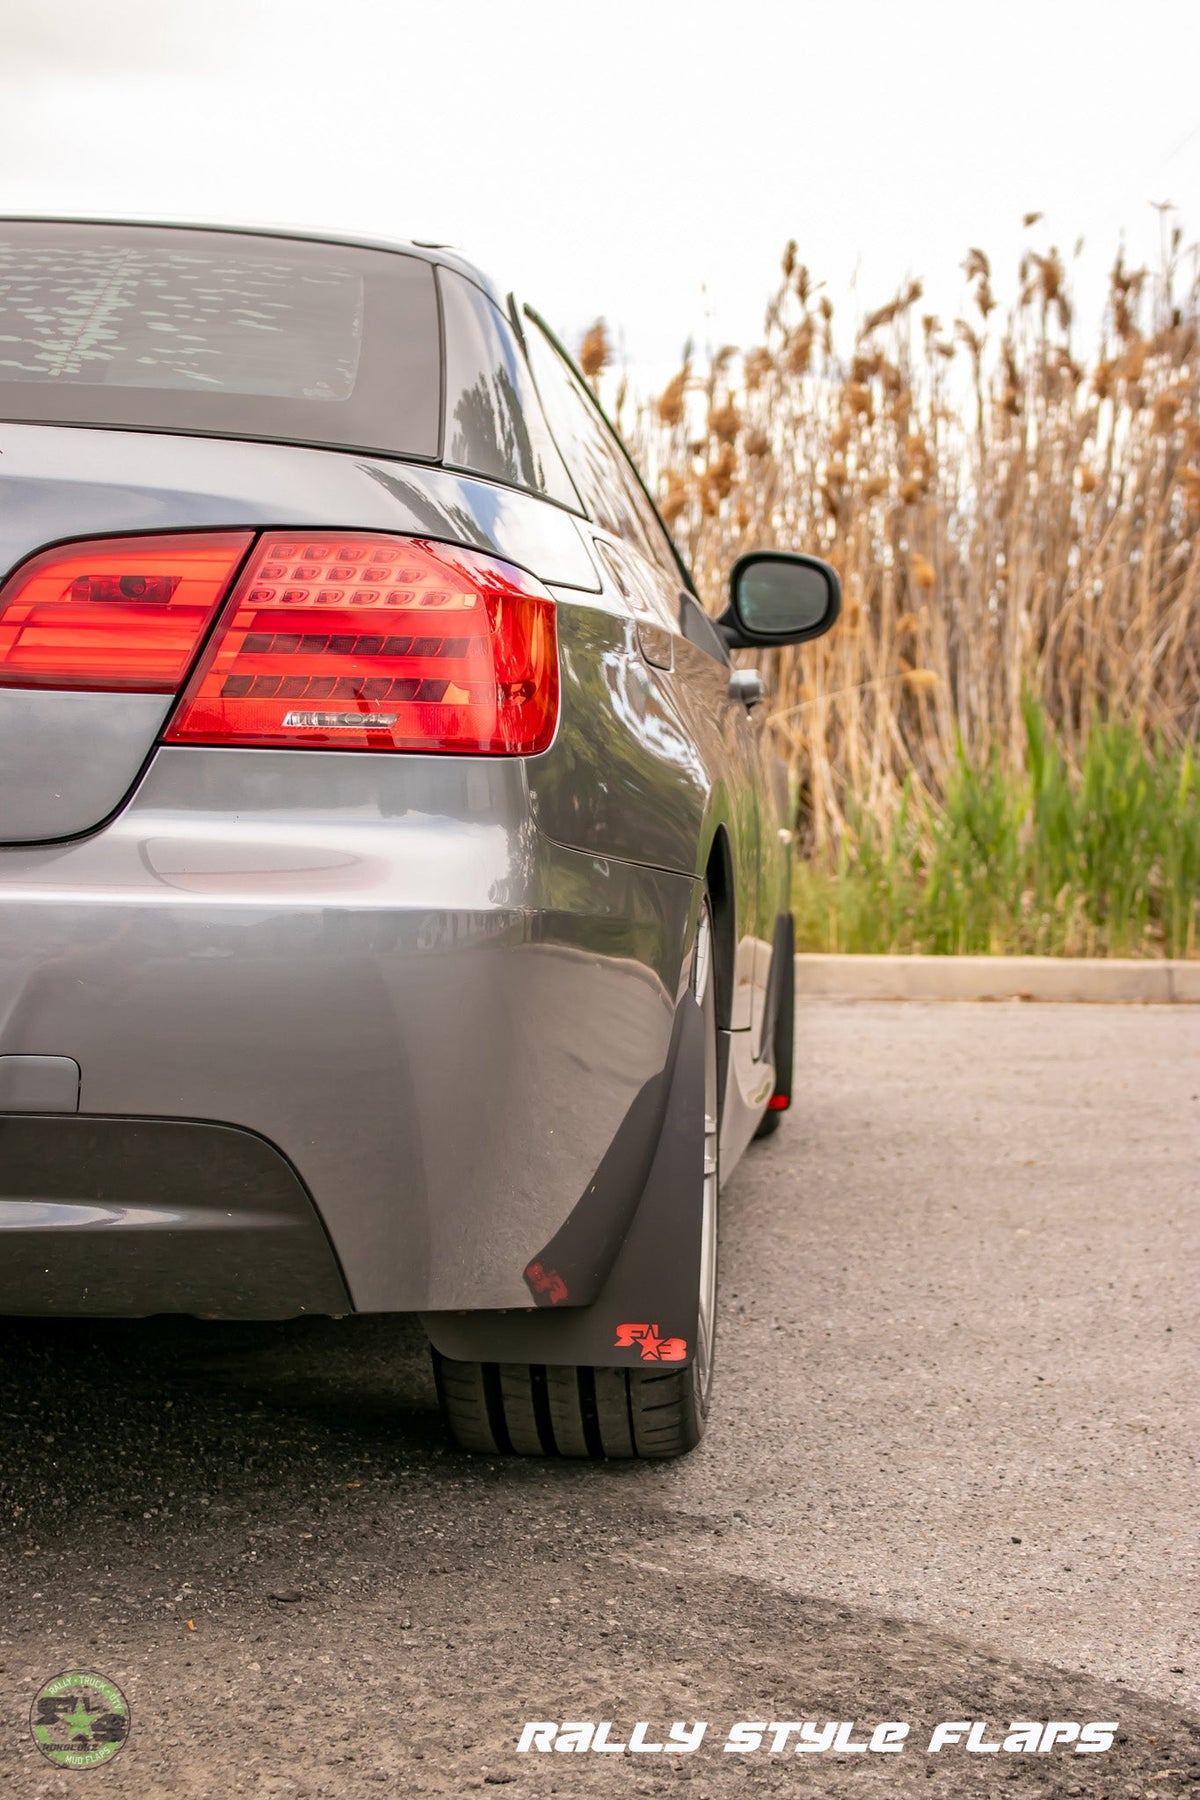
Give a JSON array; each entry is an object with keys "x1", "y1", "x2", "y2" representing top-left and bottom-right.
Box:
[{"x1": 433, "y1": 1349, "x2": 705, "y2": 1461}]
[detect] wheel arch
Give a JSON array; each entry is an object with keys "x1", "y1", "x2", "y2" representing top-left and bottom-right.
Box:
[{"x1": 702, "y1": 823, "x2": 736, "y2": 1035}]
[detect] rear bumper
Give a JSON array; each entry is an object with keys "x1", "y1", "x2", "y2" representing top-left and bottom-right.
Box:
[{"x1": 0, "y1": 747, "x2": 697, "y2": 1317}]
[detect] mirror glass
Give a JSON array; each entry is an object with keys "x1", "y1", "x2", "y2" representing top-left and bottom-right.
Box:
[{"x1": 736, "y1": 557, "x2": 832, "y2": 637}]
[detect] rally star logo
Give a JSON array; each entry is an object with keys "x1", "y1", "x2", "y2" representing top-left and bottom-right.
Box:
[
  {"x1": 56, "y1": 1700, "x2": 100, "y2": 1742},
  {"x1": 614, "y1": 1322, "x2": 688, "y2": 1362}
]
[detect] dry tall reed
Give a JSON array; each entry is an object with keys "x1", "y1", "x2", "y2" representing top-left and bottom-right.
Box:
[{"x1": 601, "y1": 222, "x2": 1200, "y2": 861}]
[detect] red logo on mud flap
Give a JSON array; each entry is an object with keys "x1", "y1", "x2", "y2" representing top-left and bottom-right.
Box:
[
  {"x1": 525, "y1": 1261, "x2": 569, "y2": 1305},
  {"x1": 614, "y1": 1323, "x2": 688, "y2": 1363}
]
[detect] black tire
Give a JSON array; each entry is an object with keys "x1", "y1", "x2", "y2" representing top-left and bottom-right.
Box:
[
  {"x1": 754, "y1": 913, "x2": 795, "y2": 1141},
  {"x1": 432, "y1": 894, "x2": 720, "y2": 1461},
  {"x1": 431, "y1": 1353, "x2": 708, "y2": 1459}
]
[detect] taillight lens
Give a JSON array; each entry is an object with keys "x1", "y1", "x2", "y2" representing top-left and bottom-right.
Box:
[
  {"x1": 165, "y1": 534, "x2": 559, "y2": 755},
  {"x1": 0, "y1": 532, "x2": 254, "y2": 691}
]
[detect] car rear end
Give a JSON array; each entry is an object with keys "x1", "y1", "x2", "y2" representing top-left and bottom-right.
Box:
[{"x1": 0, "y1": 220, "x2": 697, "y2": 1330}]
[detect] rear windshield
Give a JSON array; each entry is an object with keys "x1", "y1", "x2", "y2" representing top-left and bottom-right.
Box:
[{"x1": 0, "y1": 222, "x2": 440, "y2": 457}]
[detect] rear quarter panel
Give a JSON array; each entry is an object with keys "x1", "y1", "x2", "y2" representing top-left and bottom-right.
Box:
[
  {"x1": 0, "y1": 425, "x2": 600, "y2": 843},
  {"x1": 530, "y1": 555, "x2": 777, "y2": 1160}
]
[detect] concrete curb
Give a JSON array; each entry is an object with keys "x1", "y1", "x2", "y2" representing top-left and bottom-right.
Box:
[{"x1": 794, "y1": 953, "x2": 1200, "y2": 1003}]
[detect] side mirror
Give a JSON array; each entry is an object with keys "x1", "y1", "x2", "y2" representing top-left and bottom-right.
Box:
[{"x1": 719, "y1": 551, "x2": 841, "y2": 649}]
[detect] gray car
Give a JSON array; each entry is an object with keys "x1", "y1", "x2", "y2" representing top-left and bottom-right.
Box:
[{"x1": 0, "y1": 219, "x2": 839, "y2": 1459}]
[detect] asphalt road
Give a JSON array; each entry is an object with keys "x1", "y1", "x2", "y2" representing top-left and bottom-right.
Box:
[{"x1": 0, "y1": 1000, "x2": 1197, "y2": 1797}]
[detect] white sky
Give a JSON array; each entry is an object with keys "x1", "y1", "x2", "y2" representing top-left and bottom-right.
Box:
[{"x1": 1, "y1": 0, "x2": 1197, "y2": 389}]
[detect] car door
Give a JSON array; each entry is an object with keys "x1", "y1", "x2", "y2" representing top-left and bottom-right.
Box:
[{"x1": 520, "y1": 313, "x2": 767, "y2": 1095}]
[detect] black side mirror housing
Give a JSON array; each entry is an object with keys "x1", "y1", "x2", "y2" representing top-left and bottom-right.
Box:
[{"x1": 717, "y1": 551, "x2": 841, "y2": 650}]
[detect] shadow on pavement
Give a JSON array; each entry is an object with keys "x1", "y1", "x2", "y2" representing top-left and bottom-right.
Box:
[{"x1": 0, "y1": 1312, "x2": 1197, "y2": 1798}]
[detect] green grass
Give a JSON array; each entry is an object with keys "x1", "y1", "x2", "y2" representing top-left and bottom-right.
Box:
[{"x1": 793, "y1": 701, "x2": 1200, "y2": 958}]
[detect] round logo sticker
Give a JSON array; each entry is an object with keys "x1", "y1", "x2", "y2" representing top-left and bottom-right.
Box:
[{"x1": 29, "y1": 1670, "x2": 130, "y2": 1768}]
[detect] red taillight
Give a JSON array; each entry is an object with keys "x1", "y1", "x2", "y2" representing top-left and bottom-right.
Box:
[
  {"x1": 165, "y1": 534, "x2": 559, "y2": 755},
  {"x1": 0, "y1": 532, "x2": 254, "y2": 692},
  {"x1": 767, "y1": 1093, "x2": 789, "y2": 1111}
]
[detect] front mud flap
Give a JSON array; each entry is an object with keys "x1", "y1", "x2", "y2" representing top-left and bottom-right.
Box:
[{"x1": 421, "y1": 990, "x2": 704, "y2": 1370}]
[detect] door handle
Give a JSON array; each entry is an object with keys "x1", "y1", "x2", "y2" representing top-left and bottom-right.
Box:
[{"x1": 727, "y1": 668, "x2": 765, "y2": 707}]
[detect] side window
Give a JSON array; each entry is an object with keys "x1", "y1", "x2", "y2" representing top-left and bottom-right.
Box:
[
  {"x1": 438, "y1": 269, "x2": 578, "y2": 507},
  {"x1": 523, "y1": 317, "x2": 686, "y2": 586}
]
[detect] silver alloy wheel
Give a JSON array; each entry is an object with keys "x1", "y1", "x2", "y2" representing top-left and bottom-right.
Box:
[{"x1": 692, "y1": 898, "x2": 719, "y2": 1409}]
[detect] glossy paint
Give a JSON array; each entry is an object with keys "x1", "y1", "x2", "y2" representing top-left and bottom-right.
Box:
[
  {"x1": 0, "y1": 423, "x2": 598, "y2": 842},
  {"x1": 0, "y1": 745, "x2": 696, "y2": 1312},
  {"x1": 0, "y1": 228, "x2": 794, "y2": 1322},
  {"x1": 532, "y1": 533, "x2": 783, "y2": 1164}
]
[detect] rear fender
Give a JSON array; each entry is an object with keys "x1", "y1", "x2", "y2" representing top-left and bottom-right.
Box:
[{"x1": 421, "y1": 988, "x2": 704, "y2": 1369}]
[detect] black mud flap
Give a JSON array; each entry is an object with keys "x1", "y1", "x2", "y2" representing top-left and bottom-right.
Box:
[
  {"x1": 421, "y1": 989, "x2": 704, "y2": 1370},
  {"x1": 759, "y1": 911, "x2": 793, "y2": 1060}
]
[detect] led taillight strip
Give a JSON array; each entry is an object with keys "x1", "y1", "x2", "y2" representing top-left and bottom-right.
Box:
[
  {"x1": 165, "y1": 534, "x2": 559, "y2": 755},
  {"x1": 0, "y1": 530, "x2": 560, "y2": 755}
]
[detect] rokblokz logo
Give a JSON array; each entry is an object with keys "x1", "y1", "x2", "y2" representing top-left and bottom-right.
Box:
[
  {"x1": 29, "y1": 1670, "x2": 130, "y2": 1768},
  {"x1": 614, "y1": 1322, "x2": 688, "y2": 1362}
]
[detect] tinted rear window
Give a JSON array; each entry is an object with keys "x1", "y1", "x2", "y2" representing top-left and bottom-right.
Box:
[{"x1": 0, "y1": 223, "x2": 440, "y2": 457}]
